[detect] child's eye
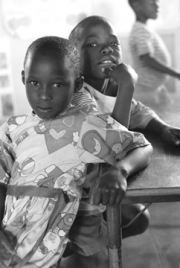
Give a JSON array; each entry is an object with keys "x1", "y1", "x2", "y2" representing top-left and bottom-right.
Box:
[
  {"x1": 53, "y1": 83, "x2": 63, "y2": 88},
  {"x1": 110, "y1": 42, "x2": 120, "y2": 47},
  {"x1": 30, "y1": 81, "x2": 39, "y2": 86},
  {"x1": 86, "y1": 43, "x2": 98, "y2": 48}
]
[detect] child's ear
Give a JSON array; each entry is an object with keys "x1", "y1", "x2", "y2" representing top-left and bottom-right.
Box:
[
  {"x1": 21, "y1": 70, "x2": 25, "y2": 84},
  {"x1": 133, "y1": 2, "x2": 141, "y2": 12},
  {"x1": 74, "y1": 76, "x2": 84, "y2": 93}
]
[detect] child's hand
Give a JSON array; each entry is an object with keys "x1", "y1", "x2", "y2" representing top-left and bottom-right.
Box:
[
  {"x1": 90, "y1": 166, "x2": 127, "y2": 206},
  {"x1": 0, "y1": 230, "x2": 15, "y2": 268},
  {"x1": 102, "y1": 63, "x2": 138, "y2": 88},
  {"x1": 162, "y1": 125, "x2": 180, "y2": 145}
]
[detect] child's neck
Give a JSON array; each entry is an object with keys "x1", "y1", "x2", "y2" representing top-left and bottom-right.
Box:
[
  {"x1": 84, "y1": 77, "x2": 104, "y2": 92},
  {"x1": 136, "y1": 15, "x2": 148, "y2": 24},
  {"x1": 84, "y1": 77, "x2": 118, "y2": 97}
]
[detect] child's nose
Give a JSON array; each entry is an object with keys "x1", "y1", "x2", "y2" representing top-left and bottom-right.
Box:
[
  {"x1": 101, "y1": 46, "x2": 113, "y2": 54},
  {"x1": 39, "y1": 86, "x2": 52, "y2": 100}
]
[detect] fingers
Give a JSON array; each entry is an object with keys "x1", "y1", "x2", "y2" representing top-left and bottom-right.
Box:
[
  {"x1": 162, "y1": 127, "x2": 180, "y2": 145},
  {"x1": 93, "y1": 189, "x2": 102, "y2": 205},
  {"x1": 116, "y1": 194, "x2": 123, "y2": 204},
  {"x1": 171, "y1": 136, "x2": 180, "y2": 145},
  {"x1": 108, "y1": 190, "x2": 117, "y2": 206},
  {"x1": 101, "y1": 67, "x2": 119, "y2": 86},
  {"x1": 101, "y1": 63, "x2": 138, "y2": 85},
  {"x1": 172, "y1": 129, "x2": 180, "y2": 145},
  {"x1": 101, "y1": 67, "x2": 113, "y2": 76},
  {"x1": 93, "y1": 188, "x2": 124, "y2": 206},
  {"x1": 92, "y1": 166, "x2": 127, "y2": 206}
]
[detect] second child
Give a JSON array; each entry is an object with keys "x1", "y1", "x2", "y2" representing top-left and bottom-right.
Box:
[{"x1": 69, "y1": 13, "x2": 180, "y2": 246}]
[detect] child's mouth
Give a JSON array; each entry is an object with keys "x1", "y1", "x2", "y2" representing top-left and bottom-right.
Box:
[
  {"x1": 99, "y1": 60, "x2": 117, "y2": 68},
  {"x1": 37, "y1": 107, "x2": 52, "y2": 113}
]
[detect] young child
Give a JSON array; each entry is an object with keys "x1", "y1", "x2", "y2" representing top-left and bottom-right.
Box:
[
  {"x1": 128, "y1": 0, "x2": 180, "y2": 107},
  {"x1": 0, "y1": 36, "x2": 152, "y2": 268},
  {"x1": 69, "y1": 14, "x2": 180, "y2": 244}
]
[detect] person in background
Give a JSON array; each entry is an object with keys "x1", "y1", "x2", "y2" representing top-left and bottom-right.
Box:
[
  {"x1": 128, "y1": 0, "x2": 180, "y2": 107},
  {"x1": 0, "y1": 36, "x2": 152, "y2": 268}
]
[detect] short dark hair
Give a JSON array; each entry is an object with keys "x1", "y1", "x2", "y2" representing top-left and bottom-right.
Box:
[
  {"x1": 24, "y1": 36, "x2": 80, "y2": 77},
  {"x1": 69, "y1": 16, "x2": 109, "y2": 46},
  {"x1": 128, "y1": 0, "x2": 141, "y2": 8}
]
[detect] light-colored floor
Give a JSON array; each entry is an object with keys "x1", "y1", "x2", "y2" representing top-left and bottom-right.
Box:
[
  {"x1": 122, "y1": 202, "x2": 180, "y2": 268},
  {"x1": 60, "y1": 202, "x2": 180, "y2": 268}
]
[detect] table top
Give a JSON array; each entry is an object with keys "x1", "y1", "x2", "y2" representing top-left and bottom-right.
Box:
[{"x1": 122, "y1": 96, "x2": 180, "y2": 204}]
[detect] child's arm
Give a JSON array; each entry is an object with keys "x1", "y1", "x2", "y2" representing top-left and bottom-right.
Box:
[
  {"x1": 91, "y1": 144, "x2": 153, "y2": 206},
  {"x1": 141, "y1": 54, "x2": 180, "y2": 80},
  {"x1": 102, "y1": 63, "x2": 137, "y2": 127},
  {"x1": 145, "y1": 117, "x2": 180, "y2": 145}
]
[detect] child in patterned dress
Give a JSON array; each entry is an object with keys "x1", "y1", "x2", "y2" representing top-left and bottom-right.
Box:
[{"x1": 0, "y1": 36, "x2": 152, "y2": 268}]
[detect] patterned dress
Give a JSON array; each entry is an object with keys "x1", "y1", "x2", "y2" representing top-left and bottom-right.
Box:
[{"x1": 0, "y1": 88, "x2": 149, "y2": 268}]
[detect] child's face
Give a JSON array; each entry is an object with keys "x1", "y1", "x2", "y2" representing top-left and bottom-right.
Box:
[
  {"x1": 22, "y1": 52, "x2": 81, "y2": 120},
  {"x1": 77, "y1": 20, "x2": 122, "y2": 81},
  {"x1": 139, "y1": 0, "x2": 159, "y2": 20}
]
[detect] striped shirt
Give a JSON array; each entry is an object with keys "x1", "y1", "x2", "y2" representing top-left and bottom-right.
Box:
[{"x1": 129, "y1": 21, "x2": 171, "y2": 90}]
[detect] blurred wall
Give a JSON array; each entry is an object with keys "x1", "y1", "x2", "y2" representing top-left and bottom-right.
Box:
[{"x1": 0, "y1": 0, "x2": 179, "y2": 120}]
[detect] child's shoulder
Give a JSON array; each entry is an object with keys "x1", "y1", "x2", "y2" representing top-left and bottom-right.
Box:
[
  {"x1": 132, "y1": 21, "x2": 149, "y2": 33},
  {"x1": 5, "y1": 113, "x2": 41, "y2": 135},
  {"x1": 71, "y1": 85, "x2": 100, "y2": 113},
  {"x1": 7, "y1": 113, "x2": 34, "y2": 126}
]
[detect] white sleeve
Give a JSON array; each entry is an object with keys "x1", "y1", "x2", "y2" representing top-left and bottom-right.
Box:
[
  {"x1": 129, "y1": 99, "x2": 160, "y2": 129},
  {"x1": 86, "y1": 83, "x2": 160, "y2": 130}
]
